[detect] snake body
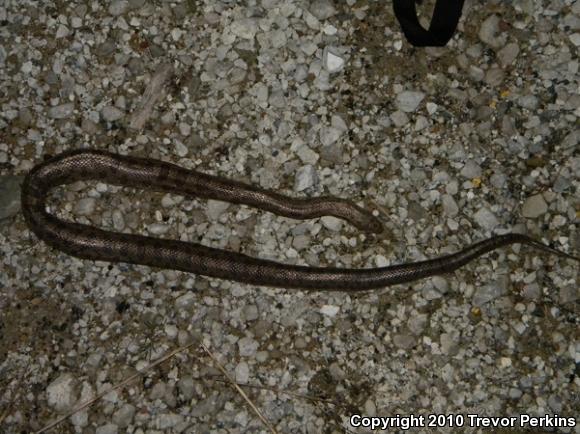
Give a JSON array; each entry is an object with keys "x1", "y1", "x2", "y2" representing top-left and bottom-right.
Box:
[{"x1": 21, "y1": 149, "x2": 578, "y2": 291}]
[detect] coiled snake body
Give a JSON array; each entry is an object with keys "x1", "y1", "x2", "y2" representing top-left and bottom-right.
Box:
[{"x1": 21, "y1": 150, "x2": 578, "y2": 291}]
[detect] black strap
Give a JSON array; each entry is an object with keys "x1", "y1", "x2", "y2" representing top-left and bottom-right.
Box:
[{"x1": 393, "y1": 0, "x2": 465, "y2": 47}]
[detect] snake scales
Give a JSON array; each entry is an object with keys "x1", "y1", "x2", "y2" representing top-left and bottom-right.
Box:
[{"x1": 21, "y1": 149, "x2": 579, "y2": 291}]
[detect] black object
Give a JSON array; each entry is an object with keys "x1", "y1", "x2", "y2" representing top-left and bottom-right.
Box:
[{"x1": 393, "y1": 0, "x2": 465, "y2": 47}]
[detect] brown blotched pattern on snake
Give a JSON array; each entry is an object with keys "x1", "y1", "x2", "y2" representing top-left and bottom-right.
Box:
[{"x1": 21, "y1": 149, "x2": 579, "y2": 291}]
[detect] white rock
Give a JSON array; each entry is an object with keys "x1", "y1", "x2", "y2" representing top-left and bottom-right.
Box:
[
  {"x1": 569, "y1": 33, "x2": 580, "y2": 47},
  {"x1": 170, "y1": 28, "x2": 183, "y2": 41},
  {"x1": 320, "y1": 304, "x2": 339, "y2": 317},
  {"x1": 323, "y1": 48, "x2": 345, "y2": 73},
  {"x1": 375, "y1": 255, "x2": 389, "y2": 267},
  {"x1": 426, "y1": 102, "x2": 438, "y2": 115},
  {"x1": 294, "y1": 165, "x2": 318, "y2": 191},
  {"x1": 46, "y1": 373, "x2": 79, "y2": 413},
  {"x1": 21, "y1": 61, "x2": 33, "y2": 74}
]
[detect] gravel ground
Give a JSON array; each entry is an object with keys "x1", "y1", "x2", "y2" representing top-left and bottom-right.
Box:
[{"x1": 1, "y1": 0, "x2": 579, "y2": 433}]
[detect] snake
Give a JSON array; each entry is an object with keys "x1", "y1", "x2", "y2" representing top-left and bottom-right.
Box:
[{"x1": 21, "y1": 149, "x2": 579, "y2": 291}]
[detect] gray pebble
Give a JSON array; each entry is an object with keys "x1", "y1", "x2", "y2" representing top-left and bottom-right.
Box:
[
  {"x1": 490, "y1": 172, "x2": 507, "y2": 189},
  {"x1": 390, "y1": 110, "x2": 409, "y2": 127},
  {"x1": 74, "y1": 198, "x2": 96, "y2": 216},
  {"x1": 518, "y1": 95, "x2": 539, "y2": 110},
  {"x1": 292, "y1": 235, "x2": 311, "y2": 250},
  {"x1": 235, "y1": 361, "x2": 250, "y2": 383},
  {"x1": 309, "y1": 0, "x2": 336, "y2": 20},
  {"x1": 102, "y1": 106, "x2": 124, "y2": 122},
  {"x1": 321, "y1": 216, "x2": 342, "y2": 231},
  {"x1": 440, "y1": 333, "x2": 457, "y2": 355},
  {"x1": 112, "y1": 404, "x2": 135, "y2": 428},
  {"x1": 0, "y1": 176, "x2": 23, "y2": 220},
  {"x1": 231, "y1": 18, "x2": 258, "y2": 40},
  {"x1": 396, "y1": 91, "x2": 425, "y2": 113},
  {"x1": 522, "y1": 194, "x2": 547, "y2": 218},
  {"x1": 238, "y1": 336, "x2": 259, "y2": 357},
  {"x1": 407, "y1": 314, "x2": 428, "y2": 335},
  {"x1": 175, "y1": 293, "x2": 196, "y2": 310},
  {"x1": 469, "y1": 65, "x2": 484, "y2": 82},
  {"x1": 48, "y1": 103, "x2": 74, "y2": 119},
  {"x1": 553, "y1": 175, "x2": 571, "y2": 192},
  {"x1": 112, "y1": 210, "x2": 125, "y2": 231},
  {"x1": 319, "y1": 126, "x2": 342, "y2": 147},
  {"x1": 156, "y1": 413, "x2": 184, "y2": 429},
  {"x1": 109, "y1": 0, "x2": 128, "y2": 16},
  {"x1": 323, "y1": 48, "x2": 345, "y2": 74},
  {"x1": 294, "y1": 165, "x2": 318, "y2": 191},
  {"x1": 46, "y1": 373, "x2": 79, "y2": 413},
  {"x1": 441, "y1": 194, "x2": 458, "y2": 217},
  {"x1": 479, "y1": 15, "x2": 507, "y2": 48},
  {"x1": 473, "y1": 279, "x2": 508, "y2": 305},
  {"x1": 393, "y1": 333, "x2": 417, "y2": 350},
  {"x1": 243, "y1": 304, "x2": 259, "y2": 322},
  {"x1": 498, "y1": 42, "x2": 520, "y2": 67},
  {"x1": 320, "y1": 143, "x2": 344, "y2": 164},
  {"x1": 147, "y1": 223, "x2": 170, "y2": 235},
  {"x1": 509, "y1": 388, "x2": 523, "y2": 399},
  {"x1": 559, "y1": 285, "x2": 577, "y2": 304},
  {"x1": 149, "y1": 381, "x2": 166, "y2": 400},
  {"x1": 206, "y1": 199, "x2": 230, "y2": 221},
  {"x1": 484, "y1": 68, "x2": 505, "y2": 87},
  {"x1": 460, "y1": 160, "x2": 482, "y2": 178},
  {"x1": 295, "y1": 145, "x2": 319, "y2": 165},
  {"x1": 473, "y1": 207, "x2": 499, "y2": 231},
  {"x1": 178, "y1": 376, "x2": 195, "y2": 400},
  {"x1": 96, "y1": 424, "x2": 118, "y2": 434},
  {"x1": 548, "y1": 395, "x2": 563, "y2": 412},
  {"x1": 522, "y1": 283, "x2": 541, "y2": 299}
]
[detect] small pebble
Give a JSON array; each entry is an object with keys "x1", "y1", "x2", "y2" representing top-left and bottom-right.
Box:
[
  {"x1": 522, "y1": 194, "x2": 548, "y2": 218},
  {"x1": 46, "y1": 373, "x2": 79, "y2": 413},
  {"x1": 294, "y1": 165, "x2": 318, "y2": 191},
  {"x1": 396, "y1": 91, "x2": 425, "y2": 113},
  {"x1": 48, "y1": 103, "x2": 74, "y2": 119}
]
